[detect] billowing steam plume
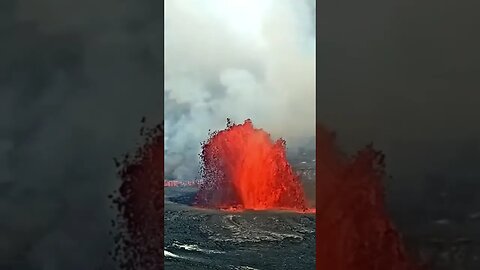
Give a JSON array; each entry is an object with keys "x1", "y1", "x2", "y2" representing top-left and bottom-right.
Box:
[{"x1": 164, "y1": 0, "x2": 316, "y2": 180}]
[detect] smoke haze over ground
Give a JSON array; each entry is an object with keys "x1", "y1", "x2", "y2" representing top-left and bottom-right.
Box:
[{"x1": 164, "y1": 0, "x2": 316, "y2": 180}]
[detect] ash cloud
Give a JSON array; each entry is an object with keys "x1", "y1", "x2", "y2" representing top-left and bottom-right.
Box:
[{"x1": 164, "y1": 0, "x2": 316, "y2": 180}]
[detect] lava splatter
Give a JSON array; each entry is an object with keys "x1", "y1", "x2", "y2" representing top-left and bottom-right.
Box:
[
  {"x1": 110, "y1": 119, "x2": 164, "y2": 270},
  {"x1": 109, "y1": 117, "x2": 422, "y2": 270},
  {"x1": 194, "y1": 119, "x2": 310, "y2": 212}
]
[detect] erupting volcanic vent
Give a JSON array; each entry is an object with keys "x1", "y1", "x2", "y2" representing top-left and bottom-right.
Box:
[
  {"x1": 194, "y1": 119, "x2": 309, "y2": 211},
  {"x1": 109, "y1": 117, "x2": 420, "y2": 270}
]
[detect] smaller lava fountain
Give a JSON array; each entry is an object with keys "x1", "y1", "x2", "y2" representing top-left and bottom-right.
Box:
[{"x1": 194, "y1": 119, "x2": 311, "y2": 212}]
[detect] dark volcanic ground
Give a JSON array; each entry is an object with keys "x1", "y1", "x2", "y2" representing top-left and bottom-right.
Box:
[
  {"x1": 164, "y1": 187, "x2": 315, "y2": 270},
  {"x1": 164, "y1": 144, "x2": 480, "y2": 270},
  {"x1": 164, "y1": 148, "x2": 316, "y2": 270}
]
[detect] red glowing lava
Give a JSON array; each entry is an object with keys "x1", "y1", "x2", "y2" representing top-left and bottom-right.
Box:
[
  {"x1": 110, "y1": 116, "x2": 421, "y2": 269},
  {"x1": 194, "y1": 119, "x2": 310, "y2": 212}
]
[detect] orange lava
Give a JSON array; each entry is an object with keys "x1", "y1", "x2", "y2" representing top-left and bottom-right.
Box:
[{"x1": 194, "y1": 119, "x2": 310, "y2": 212}]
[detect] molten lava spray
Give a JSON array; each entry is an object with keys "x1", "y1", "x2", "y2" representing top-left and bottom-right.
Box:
[
  {"x1": 109, "y1": 118, "x2": 421, "y2": 270},
  {"x1": 195, "y1": 119, "x2": 309, "y2": 211}
]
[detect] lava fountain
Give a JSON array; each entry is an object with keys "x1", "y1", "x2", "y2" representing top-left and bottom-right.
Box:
[{"x1": 194, "y1": 119, "x2": 310, "y2": 212}]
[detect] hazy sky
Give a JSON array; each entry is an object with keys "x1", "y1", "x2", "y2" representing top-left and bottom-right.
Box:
[{"x1": 164, "y1": 0, "x2": 316, "y2": 180}]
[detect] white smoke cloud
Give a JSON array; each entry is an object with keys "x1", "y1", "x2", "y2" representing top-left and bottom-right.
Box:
[{"x1": 164, "y1": 0, "x2": 315, "y2": 179}]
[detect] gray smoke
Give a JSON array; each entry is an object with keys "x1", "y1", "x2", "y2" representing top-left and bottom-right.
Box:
[{"x1": 164, "y1": 0, "x2": 316, "y2": 180}]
